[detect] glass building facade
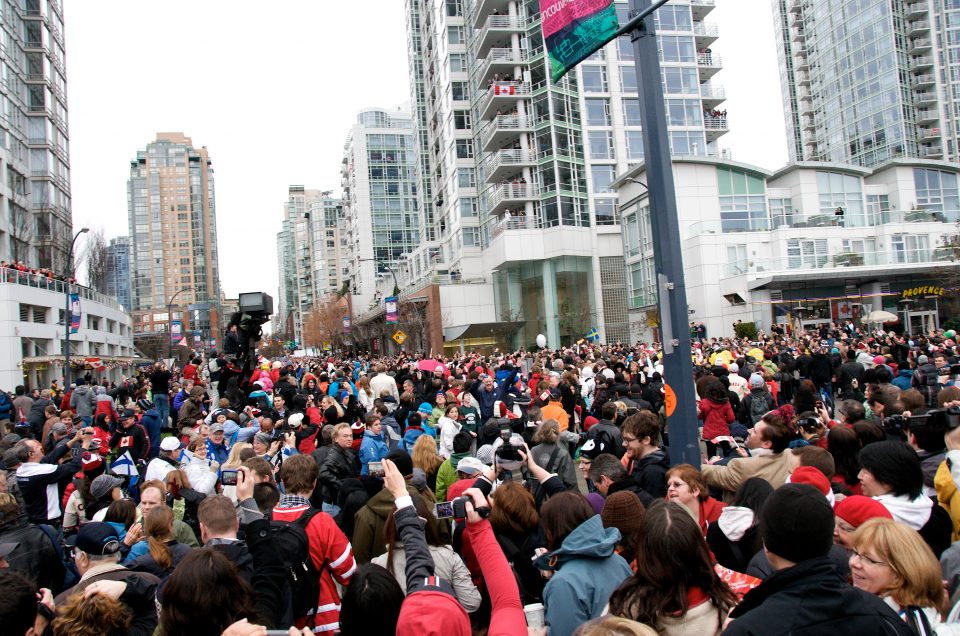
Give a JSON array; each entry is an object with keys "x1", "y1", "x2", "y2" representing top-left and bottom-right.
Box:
[{"x1": 774, "y1": 0, "x2": 956, "y2": 165}]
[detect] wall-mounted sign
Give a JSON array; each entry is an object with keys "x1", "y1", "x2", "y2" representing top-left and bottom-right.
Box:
[{"x1": 902, "y1": 286, "x2": 944, "y2": 299}]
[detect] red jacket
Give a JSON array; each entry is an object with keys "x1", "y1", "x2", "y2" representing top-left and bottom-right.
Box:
[
  {"x1": 699, "y1": 497, "x2": 726, "y2": 536},
  {"x1": 699, "y1": 397, "x2": 734, "y2": 440},
  {"x1": 272, "y1": 502, "x2": 356, "y2": 632}
]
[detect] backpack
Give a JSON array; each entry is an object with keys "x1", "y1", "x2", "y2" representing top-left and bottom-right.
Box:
[
  {"x1": 748, "y1": 392, "x2": 769, "y2": 425},
  {"x1": 270, "y1": 509, "x2": 324, "y2": 628},
  {"x1": 208, "y1": 358, "x2": 220, "y2": 373}
]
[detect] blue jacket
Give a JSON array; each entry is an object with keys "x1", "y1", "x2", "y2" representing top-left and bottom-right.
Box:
[
  {"x1": 172, "y1": 390, "x2": 190, "y2": 413},
  {"x1": 359, "y1": 429, "x2": 389, "y2": 475},
  {"x1": 140, "y1": 408, "x2": 163, "y2": 459},
  {"x1": 892, "y1": 369, "x2": 913, "y2": 392},
  {"x1": 535, "y1": 515, "x2": 632, "y2": 636},
  {"x1": 206, "y1": 438, "x2": 230, "y2": 465},
  {"x1": 0, "y1": 392, "x2": 11, "y2": 421},
  {"x1": 402, "y1": 426, "x2": 426, "y2": 454}
]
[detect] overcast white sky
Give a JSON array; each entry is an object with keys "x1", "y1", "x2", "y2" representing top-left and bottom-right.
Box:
[{"x1": 65, "y1": 0, "x2": 787, "y2": 303}]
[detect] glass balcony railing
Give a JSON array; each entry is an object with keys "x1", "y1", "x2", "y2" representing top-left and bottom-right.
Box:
[
  {"x1": 721, "y1": 248, "x2": 951, "y2": 279},
  {"x1": 0, "y1": 266, "x2": 122, "y2": 311}
]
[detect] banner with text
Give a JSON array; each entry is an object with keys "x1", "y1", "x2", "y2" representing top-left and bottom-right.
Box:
[
  {"x1": 343, "y1": 315, "x2": 352, "y2": 333},
  {"x1": 540, "y1": 0, "x2": 619, "y2": 82},
  {"x1": 385, "y1": 297, "x2": 399, "y2": 324},
  {"x1": 69, "y1": 293, "x2": 81, "y2": 334},
  {"x1": 171, "y1": 320, "x2": 182, "y2": 342}
]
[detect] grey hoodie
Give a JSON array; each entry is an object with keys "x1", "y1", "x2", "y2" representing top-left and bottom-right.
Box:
[{"x1": 70, "y1": 385, "x2": 96, "y2": 418}]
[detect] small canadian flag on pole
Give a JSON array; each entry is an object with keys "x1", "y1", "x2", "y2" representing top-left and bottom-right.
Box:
[{"x1": 84, "y1": 357, "x2": 104, "y2": 370}]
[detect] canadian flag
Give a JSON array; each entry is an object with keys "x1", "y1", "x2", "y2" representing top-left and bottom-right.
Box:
[{"x1": 85, "y1": 357, "x2": 105, "y2": 371}]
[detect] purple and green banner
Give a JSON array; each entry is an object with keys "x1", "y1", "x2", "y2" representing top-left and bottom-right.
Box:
[
  {"x1": 69, "y1": 293, "x2": 81, "y2": 334},
  {"x1": 385, "y1": 297, "x2": 398, "y2": 325},
  {"x1": 540, "y1": 0, "x2": 619, "y2": 82}
]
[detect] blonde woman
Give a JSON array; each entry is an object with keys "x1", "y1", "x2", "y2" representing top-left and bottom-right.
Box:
[
  {"x1": 849, "y1": 518, "x2": 954, "y2": 632},
  {"x1": 220, "y1": 441, "x2": 252, "y2": 503},
  {"x1": 357, "y1": 376, "x2": 376, "y2": 414},
  {"x1": 321, "y1": 394, "x2": 345, "y2": 425},
  {"x1": 412, "y1": 433, "x2": 443, "y2": 493}
]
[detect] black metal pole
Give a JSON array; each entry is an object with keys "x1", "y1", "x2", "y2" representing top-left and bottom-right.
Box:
[{"x1": 628, "y1": 0, "x2": 700, "y2": 467}]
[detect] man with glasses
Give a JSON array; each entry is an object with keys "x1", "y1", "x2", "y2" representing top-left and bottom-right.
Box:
[
  {"x1": 620, "y1": 410, "x2": 669, "y2": 499},
  {"x1": 54, "y1": 522, "x2": 160, "y2": 635}
]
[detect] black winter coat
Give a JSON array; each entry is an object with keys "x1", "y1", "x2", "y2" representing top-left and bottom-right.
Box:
[
  {"x1": 629, "y1": 448, "x2": 669, "y2": 499},
  {"x1": 724, "y1": 557, "x2": 913, "y2": 636},
  {"x1": 318, "y1": 445, "x2": 358, "y2": 504}
]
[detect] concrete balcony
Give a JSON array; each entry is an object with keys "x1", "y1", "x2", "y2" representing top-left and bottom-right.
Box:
[
  {"x1": 485, "y1": 182, "x2": 538, "y2": 217},
  {"x1": 694, "y1": 22, "x2": 719, "y2": 47},
  {"x1": 914, "y1": 91, "x2": 937, "y2": 106},
  {"x1": 700, "y1": 84, "x2": 726, "y2": 108},
  {"x1": 924, "y1": 145, "x2": 944, "y2": 158},
  {"x1": 468, "y1": 0, "x2": 513, "y2": 28},
  {"x1": 690, "y1": 0, "x2": 716, "y2": 20},
  {"x1": 919, "y1": 127, "x2": 941, "y2": 140},
  {"x1": 478, "y1": 47, "x2": 529, "y2": 85},
  {"x1": 912, "y1": 74, "x2": 935, "y2": 88},
  {"x1": 475, "y1": 15, "x2": 525, "y2": 58},
  {"x1": 906, "y1": 1, "x2": 928, "y2": 18},
  {"x1": 704, "y1": 117, "x2": 729, "y2": 140},
  {"x1": 478, "y1": 81, "x2": 532, "y2": 121},
  {"x1": 697, "y1": 52, "x2": 722, "y2": 79},
  {"x1": 916, "y1": 109, "x2": 938, "y2": 124},
  {"x1": 796, "y1": 71, "x2": 811, "y2": 85},
  {"x1": 908, "y1": 20, "x2": 931, "y2": 36},
  {"x1": 912, "y1": 56, "x2": 934, "y2": 70},
  {"x1": 910, "y1": 37, "x2": 933, "y2": 53},
  {"x1": 801, "y1": 116, "x2": 815, "y2": 130},
  {"x1": 484, "y1": 149, "x2": 536, "y2": 184},
  {"x1": 479, "y1": 114, "x2": 532, "y2": 152},
  {"x1": 484, "y1": 220, "x2": 595, "y2": 270}
]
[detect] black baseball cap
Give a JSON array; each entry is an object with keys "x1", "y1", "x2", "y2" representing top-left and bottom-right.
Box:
[{"x1": 75, "y1": 522, "x2": 121, "y2": 556}]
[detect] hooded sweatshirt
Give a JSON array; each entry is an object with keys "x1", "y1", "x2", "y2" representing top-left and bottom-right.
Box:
[
  {"x1": 874, "y1": 492, "x2": 932, "y2": 530},
  {"x1": 534, "y1": 515, "x2": 632, "y2": 636},
  {"x1": 69, "y1": 385, "x2": 96, "y2": 418},
  {"x1": 435, "y1": 450, "x2": 471, "y2": 501}
]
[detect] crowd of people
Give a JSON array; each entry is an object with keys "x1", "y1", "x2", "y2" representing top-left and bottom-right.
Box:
[
  {"x1": 0, "y1": 260, "x2": 78, "y2": 286},
  {"x1": 1, "y1": 322, "x2": 960, "y2": 634}
]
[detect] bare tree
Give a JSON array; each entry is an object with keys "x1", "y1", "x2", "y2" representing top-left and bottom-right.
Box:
[
  {"x1": 79, "y1": 227, "x2": 109, "y2": 291},
  {"x1": 303, "y1": 295, "x2": 351, "y2": 352}
]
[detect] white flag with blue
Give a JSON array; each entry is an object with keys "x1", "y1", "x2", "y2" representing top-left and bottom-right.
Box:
[{"x1": 110, "y1": 451, "x2": 139, "y2": 486}]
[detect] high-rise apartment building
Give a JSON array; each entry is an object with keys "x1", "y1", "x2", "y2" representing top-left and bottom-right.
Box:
[
  {"x1": 388, "y1": 0, "x2": 726, "y2": 351},
  {"x1": 341, "y1": 109, "x2": 420, "y2": 313},
  {"x1": 773, "y1": 0, "x2": 956, "y2": 166},
  {"x1": 0, "y1": 0, "x2": 73, "y2": 274},
  {"x1": 104, "y1": 236, "x2": 132, "y2": 311},
  {"x1": 127, "y1": 133, "x2": 222, "y2": 347},
  {"x1": 276, "y1": 186, "x2": 345, "y2": 343}
]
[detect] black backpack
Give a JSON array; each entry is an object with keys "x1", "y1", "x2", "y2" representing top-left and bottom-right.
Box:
[{"x1": 270, "y1": 509, "x2": 323, "y2": 628}]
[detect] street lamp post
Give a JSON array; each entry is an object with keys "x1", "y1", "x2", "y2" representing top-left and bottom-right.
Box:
[
  {"x1": 63, "y1": 227, "x2": 89, "y2": 388},
  {"x1": 167, "y1": 287, "x2": 193, "y2": 360}
]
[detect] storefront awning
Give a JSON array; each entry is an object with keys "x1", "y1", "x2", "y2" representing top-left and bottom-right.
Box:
[{"x1": 443, "y1": 321, "x2": 525, "y2": 342}]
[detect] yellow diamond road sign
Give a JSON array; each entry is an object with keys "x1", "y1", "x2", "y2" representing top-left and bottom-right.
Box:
[{"x1": 392, "y1": 330, "x2": 407, "y2": 345}]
